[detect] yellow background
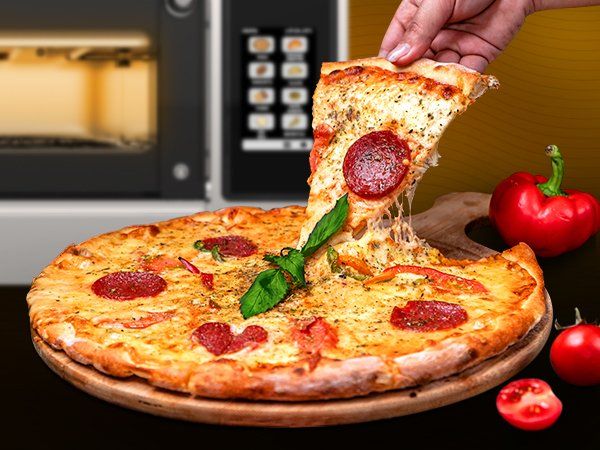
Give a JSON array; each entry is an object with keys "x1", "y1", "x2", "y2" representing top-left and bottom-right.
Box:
[{"x1": 350, "y1": 1, "x2": 600, "y2": 212}]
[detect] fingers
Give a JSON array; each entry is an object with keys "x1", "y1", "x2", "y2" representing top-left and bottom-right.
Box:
[
  {"x1": 379, "y1": 1, "x2": 419, "y2": 57},
  {"x1": 458, "y1": 55, "x2": 488, "y2": 73},
  {"x1": 430, "y1": 29, "x2": 498, "y2": 72},
  {"x1": 434, "y1": 49, "x2": 460, "y2": 64},
  {"x1": 384, "y1": 0, "x2": 455, "y2": 65}
]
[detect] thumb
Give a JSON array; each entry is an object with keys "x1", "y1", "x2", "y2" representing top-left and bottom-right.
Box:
[{"x1": 386, "y1": 0, "x2": 453, "y2": 65}]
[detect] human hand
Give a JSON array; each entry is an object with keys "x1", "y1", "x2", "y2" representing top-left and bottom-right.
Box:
[{"x1": 379, "y1": 0, "x2": 536, "y2": 72}]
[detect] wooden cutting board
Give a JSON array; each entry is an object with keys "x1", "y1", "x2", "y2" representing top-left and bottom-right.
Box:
[{"x1": 31, "y1": 192, "x2": 553, "y2": 427}]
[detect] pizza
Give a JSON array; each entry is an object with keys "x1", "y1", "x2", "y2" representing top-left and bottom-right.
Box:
[
  {"x1": 27, "y1": 208, "x2": 545, "y2": 400},
  {"x1": 299, "y1": 57, "x2": 498, "y2": 246},
  {"x1": 27, "y1": 58, "x2": 546, "y2": 402}
]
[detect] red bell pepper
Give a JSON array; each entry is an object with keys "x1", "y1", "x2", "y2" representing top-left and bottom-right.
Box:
[{"x1": 490, "y1": 145, "x2": 600, "y2": 257}]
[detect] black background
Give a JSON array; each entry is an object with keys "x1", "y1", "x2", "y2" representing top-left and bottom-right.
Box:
[{"x1": 4, "y1": 226, "x2": 599, "y2": 449}]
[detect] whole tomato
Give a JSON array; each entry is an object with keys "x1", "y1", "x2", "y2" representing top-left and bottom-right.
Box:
[{"x1": 550, "y1": 309, "x2": 600, "y2": 386}]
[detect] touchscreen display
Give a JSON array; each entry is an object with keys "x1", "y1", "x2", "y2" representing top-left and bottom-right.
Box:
[{"x1": 240, "y1": 27, "x2": 316, "y2": 153}]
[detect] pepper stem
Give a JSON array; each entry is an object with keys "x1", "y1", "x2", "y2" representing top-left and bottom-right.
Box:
[{"x1": 537, "y1": 145, "x2": 567, "y2": 197}]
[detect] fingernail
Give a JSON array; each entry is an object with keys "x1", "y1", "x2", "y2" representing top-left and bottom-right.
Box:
[{"x1": 386, "y1": 43, "x2": 410, "y2": 63}]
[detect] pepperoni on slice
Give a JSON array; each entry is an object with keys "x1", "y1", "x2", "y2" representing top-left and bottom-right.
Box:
[
  {"x1": 192, "y1": 322, "x2": 268, "y2": 356},
  {"x1": 228, "y1": 325, "x2": 268, "y2": 353},
  {"x1": 292, "y1": 317, "x2": 338, "y2": 370},
  {"x1": 92, "y1": 272, "x2": 167, "y2": 301},
  {"x1": 343, "y1": 130, "x2": 410, "y2": 199},
  {"x1": 192, "y1": 322, "x2": 233, "y2": 356},
  {"x1": 390, "y1": 301, "x2": 468, "y2": 332},
  {"x1": 200, "y1": 235, "x2": 257, "y2": 257},
  {"x1": 293, "y1": 317, "x2": 338, "y2": 354}
]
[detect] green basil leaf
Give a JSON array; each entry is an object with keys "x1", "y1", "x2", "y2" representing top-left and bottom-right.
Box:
[
  {"x1": 239, "y1": 194, "x2": 348, "y2": 319},
  {"x1": 301, "y1": 194, "x2": 349, "y2": 257},
  {"x1": 239, "y1": 269, "x2": 289, "y2": 319},
  {"x1": 193, "y1": 240, "x2": 205, "y2": 251},
  {"x1": 264, "y1": 249, "x2": 306, "y2": 287}
]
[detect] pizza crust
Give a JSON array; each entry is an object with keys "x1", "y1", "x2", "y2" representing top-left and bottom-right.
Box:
[{"x1": 321, "y1": 57, "x2": 499, "y2": 99}]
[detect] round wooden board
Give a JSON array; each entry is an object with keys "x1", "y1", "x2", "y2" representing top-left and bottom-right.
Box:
[{"x1": 31, "y1": 192, "x2": 553, "y2": 427}]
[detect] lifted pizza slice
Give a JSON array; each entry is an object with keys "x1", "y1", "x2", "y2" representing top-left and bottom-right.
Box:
[{"x1": 299, "y1": 57, "x2": 498, "y2": 247}]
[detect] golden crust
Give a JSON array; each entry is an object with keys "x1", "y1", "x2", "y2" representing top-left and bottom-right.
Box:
[
  {"x1": 321, "y1": 57, "x2": 499, "y2": 99},
  {"x1": 28, "y1": 206, "x2": 546, "y2": 401}
]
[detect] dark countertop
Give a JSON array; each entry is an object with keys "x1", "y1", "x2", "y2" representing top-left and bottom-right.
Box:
[{"x1": 4, "y1": 226, "x2": 599, "y2": 449}]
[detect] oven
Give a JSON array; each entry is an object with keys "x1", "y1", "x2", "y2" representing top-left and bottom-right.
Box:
[
  {"x1": 0, "y1": 0, "x2": 348, "y2": 283},
  {"x1": 0, "y1": 0, "x2": 206, "y2": 199}
]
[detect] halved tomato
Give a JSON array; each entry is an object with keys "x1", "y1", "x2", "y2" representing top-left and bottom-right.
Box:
[{"x1": 496, "y1": 379, "x2": 562, "y2": 431}]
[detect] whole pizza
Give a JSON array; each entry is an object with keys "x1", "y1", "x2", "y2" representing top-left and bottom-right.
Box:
[{"x1": 28, "y1": 58, "x2": 546, "y2": 401}]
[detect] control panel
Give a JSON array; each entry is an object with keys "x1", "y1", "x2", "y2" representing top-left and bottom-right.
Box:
[
  {"x1": 222, "y1": 0, "x2": 340, "y2": 199},
  {"x1": 240, "y1": 27, "x2": 315, "y2": 154}
]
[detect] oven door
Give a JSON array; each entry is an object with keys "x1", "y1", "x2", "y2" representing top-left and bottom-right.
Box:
[{"x1": 0, "y1": 0, "x2": 206, "y2": 199}]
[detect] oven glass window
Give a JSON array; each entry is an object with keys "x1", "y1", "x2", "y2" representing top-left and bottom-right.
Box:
[{"x1": 0, "y1": 32, "x2": 156, "y2": 153}]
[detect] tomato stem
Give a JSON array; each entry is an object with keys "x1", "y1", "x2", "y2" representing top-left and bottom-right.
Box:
[
  {"x1": 537, "y1": 145, "x2": 567, "y2": 197},
  {"x1": 574, "y1": 307, "x2": 583, "y2": 325}
]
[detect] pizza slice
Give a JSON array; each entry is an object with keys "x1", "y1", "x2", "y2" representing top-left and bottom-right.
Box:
[{"x1": 298, "y1": 57, "x2": 498, "y2": 247}]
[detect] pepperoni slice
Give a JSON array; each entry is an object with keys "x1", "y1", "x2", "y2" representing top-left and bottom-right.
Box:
[
  {"x1": 200, "y1": 235, "x2": 257, "y2": 257},
  {"x1": 293, "y1": 317, "x2": 338, "y2": 354},
  {"x1": 292, "y1": 317, "x2": 338, "y2": 370},
  {"x1": 192, "y1": 322, "x2": 268, "y2": 356},
  {"x1": 92, "y1": 272, "x2": 167, "y2": 301},
  {"x1": 390, "y1": 301, "x2": 468, "y2": 332},
  {"x1": 200, "y1": 272, "x2": 214, "y2": 290},
  {"x1": 343, "y1": 130, "x2": 410, "y2": 199},
  {"x1": 228, "y1": 325, "x2": 268, "y2": 353},
  {"x1": 192, "y1": 322, "x2": 232, "y2": 355}
]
